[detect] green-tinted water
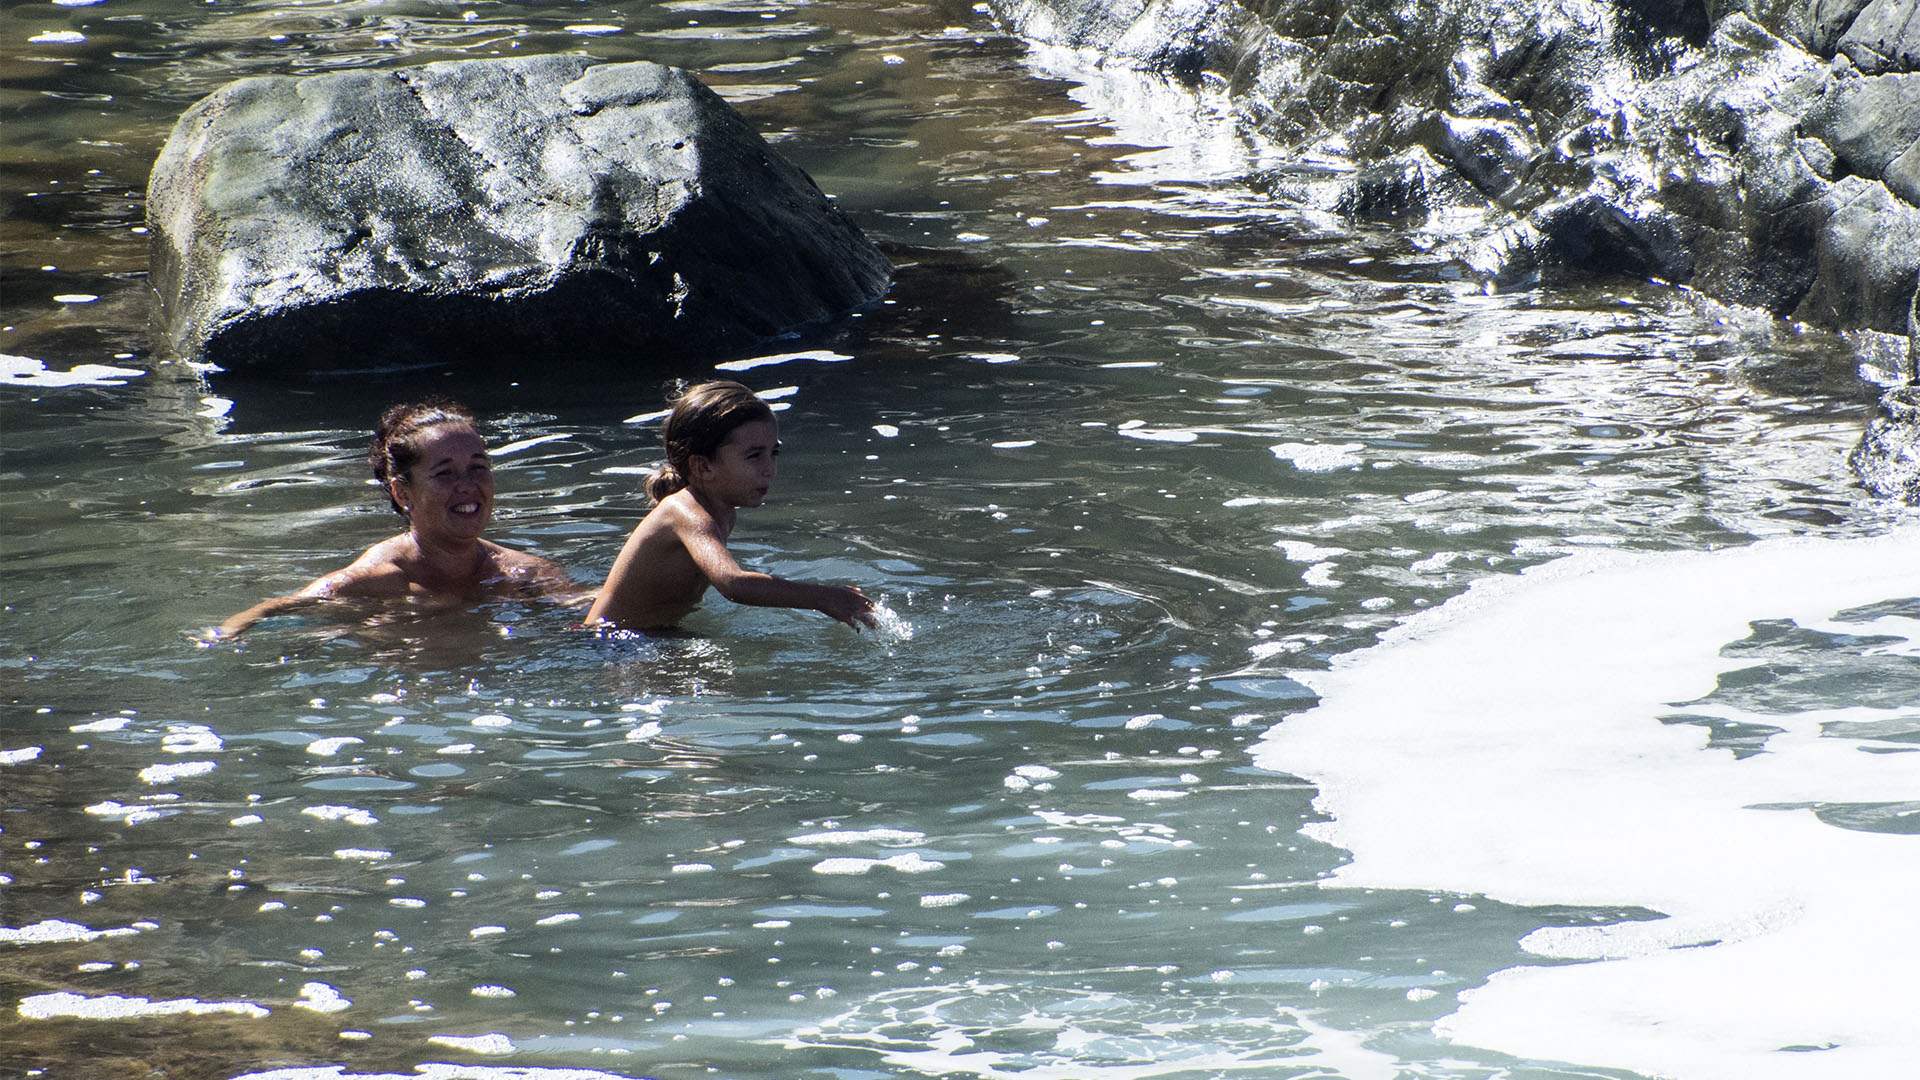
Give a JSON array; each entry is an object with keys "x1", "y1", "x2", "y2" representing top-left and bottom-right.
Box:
[{"x1": 4, "y1": 3, "x2": 1916, "y2": 1079}]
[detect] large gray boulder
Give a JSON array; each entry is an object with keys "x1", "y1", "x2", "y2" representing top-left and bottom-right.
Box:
[
  {"x1": 147, "y1": 55, "x2": 892, "y2": 368},
  {"x1": 987, "y1": 0, "x2": 1920, "y2": 495}
]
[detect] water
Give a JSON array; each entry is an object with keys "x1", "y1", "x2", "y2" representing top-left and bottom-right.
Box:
[{"x1": 3, "y1": 2, "x2": 1917, "y2": 1078}]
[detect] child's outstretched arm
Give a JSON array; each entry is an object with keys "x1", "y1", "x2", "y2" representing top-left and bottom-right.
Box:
[{"x1": 678, "y1": 510, "x2": 877, "y2": 630}]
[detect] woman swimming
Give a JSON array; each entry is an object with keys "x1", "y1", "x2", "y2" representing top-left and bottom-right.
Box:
[
  {"x1": 212, "y1": 398, "x2": 586, "y2": 638},
  {"x1": 585, "y1": 380, "x2": 876, "y2": 632}
]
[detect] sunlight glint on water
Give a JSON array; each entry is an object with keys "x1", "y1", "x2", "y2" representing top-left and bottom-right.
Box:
[{"x1": 2, "y1": 2, "x2": 1914, "y2": 1079}]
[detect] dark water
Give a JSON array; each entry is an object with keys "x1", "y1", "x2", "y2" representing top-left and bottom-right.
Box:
[{"x1": 4, "y1": 2, "x2": 1918, "y2": 1079}]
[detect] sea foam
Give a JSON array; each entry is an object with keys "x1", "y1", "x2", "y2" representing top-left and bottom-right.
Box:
[{"x1": 1253, "y1": 526, "x2": 1920, "y2": 1080}]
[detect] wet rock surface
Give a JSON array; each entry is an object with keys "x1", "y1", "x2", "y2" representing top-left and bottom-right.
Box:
[
  {"x1": 146, "y1": 55, "x2": 892, "y2": 369},
  {"x1": 989, "y1": 0, "x2": 1920, "y2": 495}
]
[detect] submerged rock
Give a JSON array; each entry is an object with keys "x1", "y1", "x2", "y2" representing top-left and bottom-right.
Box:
[
  {"x1": 1853, "y1": 383, "x2": 1920, "y2": 500},
  {"x1": 986, "y1": 0, "x2": 1920, "y2": 494},
  {"x1": 147, "y1": 56, "x2": 892, "y2": 369}
]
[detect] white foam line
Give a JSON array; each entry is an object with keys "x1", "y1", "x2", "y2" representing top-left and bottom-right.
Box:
[{"x1": 1253, "y1": 526, "x2": 1920, "y2": 1080}]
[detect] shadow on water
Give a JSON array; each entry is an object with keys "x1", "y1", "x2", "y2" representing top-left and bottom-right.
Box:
[{"x1": 183, "y1": 241, "x2": 1020, "y2": 438}]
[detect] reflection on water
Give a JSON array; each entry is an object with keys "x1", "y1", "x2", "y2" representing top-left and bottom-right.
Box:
[{"x1": 3, "y1": 2, "x2": 1916, "y2": 1079}]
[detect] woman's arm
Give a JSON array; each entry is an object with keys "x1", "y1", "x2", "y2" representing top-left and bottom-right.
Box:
[
  {"x1": 210, "y1": 592, "x2": 325, "y2": 640},
  {"x1": 489, "y1": 544, "x2": 595, "y2": 607},
  {"x1": 208, "y1": 549, "x2": 408, "y2": 640}
]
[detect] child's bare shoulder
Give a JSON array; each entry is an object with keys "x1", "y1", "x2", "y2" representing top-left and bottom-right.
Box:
[{"x1": 659, "y1": 489, "x2": 728, "y2": 534}]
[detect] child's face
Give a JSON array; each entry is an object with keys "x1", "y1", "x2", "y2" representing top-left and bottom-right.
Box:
[{"x1": 693, "y1": 418, "x2": 780, "y2": 508}]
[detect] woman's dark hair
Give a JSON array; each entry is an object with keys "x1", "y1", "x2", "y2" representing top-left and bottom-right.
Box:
[
  {"x1": 648, "y1": 380, "x2": 775, "y2": 503},
  {"x1": 368, "y1": 398, "x2": 478, "y2": 514}
]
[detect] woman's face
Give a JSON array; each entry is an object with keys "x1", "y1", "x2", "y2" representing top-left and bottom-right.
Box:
[{"x1": 392, "y1": 424, "x2": 493, "y2": 541}]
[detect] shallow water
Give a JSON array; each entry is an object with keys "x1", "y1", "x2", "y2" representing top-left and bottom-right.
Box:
[{"x1": 3, "y1": 2, "x2": 1918, "y2": 1079}]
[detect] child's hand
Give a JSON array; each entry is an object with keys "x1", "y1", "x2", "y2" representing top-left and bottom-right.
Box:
[{"x1": 823, "y1": 585, "x2": 878, "y2": 631}]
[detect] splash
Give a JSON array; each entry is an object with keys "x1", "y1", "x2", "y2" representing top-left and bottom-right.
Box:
[
  {"x1": 868, "y1": 600, "x2": 915, "y2": 642},
  {"x1": 1253, "y1": 526, "x2": 1920, "y2": 1080}
]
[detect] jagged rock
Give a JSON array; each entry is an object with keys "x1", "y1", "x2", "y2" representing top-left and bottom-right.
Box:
[
  {"x1": 146, "y1": 55, "x2": 891, "y2": 369},
  {"x1": 985, "y1": 0, "x2": 1920, "y2": 496},
  {"x1": 1797, "y1": 177, "x2": 1920, "y2": 331},
  {"x1": 1803, "y1": 0, "x2": 1878, "y2": 53},
  {"x1": 991, "y1": 0, "x2": 1259, "y2": 78},
  {"x1": 1837, "y1": 0, "x2": 1920, "y2": 72},
  {"x1": 1852, "y1": 383, "x2": 1920, "y2": 499},
  {"x1": 1805, "y1": 68, "x2": 1920, "y2": 205},
  {"x1": 985, "y1": 0, "x2": 1916, "y2": 332}
]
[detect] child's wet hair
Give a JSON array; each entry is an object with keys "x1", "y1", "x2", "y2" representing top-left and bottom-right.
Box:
[
  {"x1": 369, "y1": 397, "x2": 478, "y2": 514},
  {"x1": 649, "y1": 380, "x2": 775, "y2": 503}
]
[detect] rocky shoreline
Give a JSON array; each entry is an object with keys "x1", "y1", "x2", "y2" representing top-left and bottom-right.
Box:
[{"x1": 985, "y1": 0, "x2": 1920, "y2": 495}]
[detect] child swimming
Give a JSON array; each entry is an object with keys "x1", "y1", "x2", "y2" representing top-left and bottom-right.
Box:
[{"x1": 585, "y1": 380, "x2": 877, "y2": 632}]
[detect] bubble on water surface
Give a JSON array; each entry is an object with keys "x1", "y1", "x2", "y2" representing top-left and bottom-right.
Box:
[
  {"x1": 1270, "y1": 442, "x2": 1365, "y2": 472},
  {"x1": 0, "y1": 919, "x2": 142, "y2": 945},
  {"x1": 294, "y1": 982, "x2": 350, "y2": 1013},
  {"x1": 232, "y1": 1060, "x2": 645, "y2": 1068},
  {"x1": 162, "y1": 725, "x2": 223, "y2": 753},
  {"x1": 306, "y1": 737, "x2": 363, "y2": 756},
  {"x1": 789, "y1": 828, "x2": 924, "y2": 846},
  {"x1": 85, "y1": 800, "x2": 173, "y2": 825},
  {"x1": 303, "y1": 805, "x2": 377, "y2": 826},
  {"x1": 813, "y1": 853, "x2": 944, "y2": 875},
  {"x1": 138, "y1": 761, "x2": 215, "y2": 783},
  {"x1": 426, "y1": 1032, "x2": 515, "y2": 1054},
  {"x1": 20, "y1": 991, "x2": 267, "y2": 1020},
  {"x1": 0, "y1": 746, "x2": 42, "y2": 765},
  {"x1": 1126, "y1": 788, "x2": 1189, "y2": 802},
  {"x1": 788, "y1": 979, "x2": 1401, "y2": 1078}
]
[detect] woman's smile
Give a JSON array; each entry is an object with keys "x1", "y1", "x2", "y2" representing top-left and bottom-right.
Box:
[{"x1": 396, "y1": 426, "x2": 495, "y2": 539}]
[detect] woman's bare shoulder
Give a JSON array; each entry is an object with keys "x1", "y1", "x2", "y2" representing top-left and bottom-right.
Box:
[
  {"x1": 308, "y1": 535, "x2": 414, "y2": 598},
  {"x1": 483, "y1": 541, "x2": 567, "y2": 578}
]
